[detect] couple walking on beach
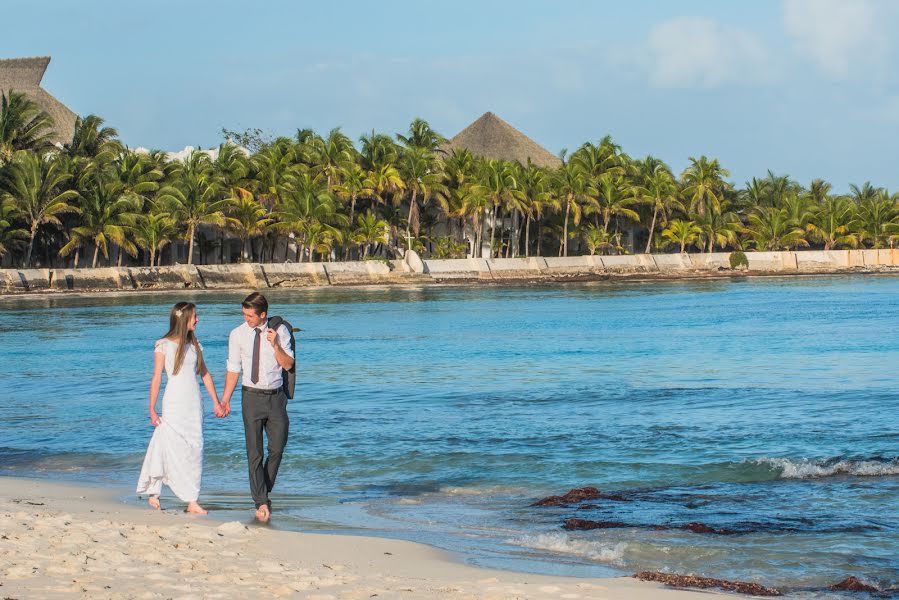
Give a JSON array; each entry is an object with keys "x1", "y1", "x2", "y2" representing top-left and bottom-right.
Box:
[{"x1": 135, "y1": 292, "x2": 294, "y2": 522}]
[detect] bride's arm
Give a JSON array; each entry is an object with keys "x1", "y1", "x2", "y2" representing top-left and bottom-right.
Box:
[
  {"x1": 200, "y1": 369, "x2": 222, "y2": 416},
  {"x1": 149, "y1": 352, "x2": 165, "y2": 426}
]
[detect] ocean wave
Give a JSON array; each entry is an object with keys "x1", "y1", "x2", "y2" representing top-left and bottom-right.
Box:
[
  {"x1": 750, "y1": 457, "x2": 899, "y2": 479},
  {"x1": 512, "y1": 533, "x2": 627, "y2": 565}
]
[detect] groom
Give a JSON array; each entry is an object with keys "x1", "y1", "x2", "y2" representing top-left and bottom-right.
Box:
[{"x1": 221, "y1": 292, "x2": 295, "y2": 522}]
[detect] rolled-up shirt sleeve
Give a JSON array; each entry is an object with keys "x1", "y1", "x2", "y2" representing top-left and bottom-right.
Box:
[
  {"x1": 226, "y1": 328, "x2": 242, "y2": 373},
  {"x1": 277, "y1": 325, "x2": 294, "y2": 358}
]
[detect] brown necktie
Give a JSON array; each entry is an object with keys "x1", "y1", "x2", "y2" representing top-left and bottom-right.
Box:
[{"x1": 251, "y1": 327, "x2": 261, "y2": 384}]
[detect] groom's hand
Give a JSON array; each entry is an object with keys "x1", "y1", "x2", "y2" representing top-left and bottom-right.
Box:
[
  {"x1": 266, "y1": 328, "x2": 278, "y2": 347},
  {"x1": 220, "y1": 400, "x2": 231, "y2": 417}
]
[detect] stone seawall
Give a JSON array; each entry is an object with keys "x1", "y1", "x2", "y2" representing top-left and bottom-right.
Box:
[{"x1": 3, "y1": 250, "x2": 899, "y2": 294}]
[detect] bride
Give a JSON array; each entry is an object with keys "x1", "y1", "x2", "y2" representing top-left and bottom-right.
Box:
[{"x1": 136, "y1": 302, "x2": 222, "y2": 514}]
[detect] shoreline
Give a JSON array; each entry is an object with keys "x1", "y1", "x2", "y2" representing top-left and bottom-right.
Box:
[
  {"x1": 0, "y1": 476, "x2": 719, "y2": 599},
  {"x1": 2, "y1": 264, "x2": 899, "y2": 302},
  {"x1": 3, "y1": 249, "x2": 899, "y2": 295}
]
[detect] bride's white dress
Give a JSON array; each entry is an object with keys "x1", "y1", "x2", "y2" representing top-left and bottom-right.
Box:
[{"x1": 136, "y1": 338, "x2": 203, "y2": 502}]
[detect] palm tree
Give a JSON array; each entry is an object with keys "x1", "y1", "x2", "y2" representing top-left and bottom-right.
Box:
[
  {"x1": 0, "y1": 195, "x2": 28, "y2": 259},
  {"x1": 352, "y1": 210, "x2": 389, "y2": 258},
  {"x1": 308, "y1": 128, "x2": 354, "y2": 188},
  {"x1": 61, "y1": 170, "x2": 140, "y2": 267},
  {"x1": 226, "y1": 187, "x2": 272, "y2": 262},
  {"x1": 397, "y1": 146, "x2": 446, "y2": 249},
  {"x1": 552, "y1": 160, "x2": 595, "y2": 256},
  {"x1": 455, "y1": 181, "x2": 492, "y2": 257},
  {"x1": 3, "y1": 152, "x2": 77, "y2": 266},
  {"x1": 397, "y1": 118, "x2": 446, "y2": 152},
  {"x1": 582, "y1": 224, "x2": 622, "y2": 255},
  {"x1": 633, "y1": 159, "x2": 683, "y2": 253},
  {"x1": 518, "y1": 162, "x2": 552, "y2": 257},
  {"x1": 806, "y1": 196, "x2": 859, "y2": 250},
  {"x1": 695, "y1": 207, "x2": 739, "y2": 252},
  {"x1": 745, "y1": 206, "x2": 808, "y2": 251},
  {"x1": 662, "y1": 219, "x2": 702, "y2": 253},
  {"x1": 359, "y1": 130, "x2": 399, "y2": 171},
  {"x1": 681, "y1": 156, "x2": 731, "y2": 216},
  {"x1": 0, "y1": 91, "x2": 56, "y2": 164},
  {"x1": 158, "y1": 152, "x2": 227, "y2": 264},
  {"x1": 65, "y1": 115, "x2": 120, "y2": 160},
  {"x1": 133, "y1": 211, "x2": 177, "y2": 266},
  {"x1": 333, "y1": 162, "x2": 373, "y2": 231},
  {"x1": 591, "y1": 175, "x2": 640, "y2": 234},
  {"x1": 276, "y1": 173, "x2": 344, "y2": 262},
  {"x1": 472, "y1": 159, "x2": 520, "y2": 258},
  {"x1": 856, "y1": 189, "x2": 899, "y2": 248}
]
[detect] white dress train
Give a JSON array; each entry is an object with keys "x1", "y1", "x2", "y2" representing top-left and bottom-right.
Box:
[{"x1": 136, "y1": 338, "x2": 204, "y2": 503}]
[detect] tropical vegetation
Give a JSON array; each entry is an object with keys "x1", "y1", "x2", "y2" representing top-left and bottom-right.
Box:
[{"x1": 2, "y1": 90, "x2": 898, "y2": 268}]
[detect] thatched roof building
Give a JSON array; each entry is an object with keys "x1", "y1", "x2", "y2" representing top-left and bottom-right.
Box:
[
  {"x1": 0, "y1": 56, "x2": 77, "y2": 145},
  {"x1": 443, "y1": 111, "x2": 561, "y2": 168}
]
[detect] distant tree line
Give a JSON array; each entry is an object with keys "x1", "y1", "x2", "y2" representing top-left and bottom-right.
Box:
[{"x1": 1, "y1": 90, "x2": 898, "y2": 269}]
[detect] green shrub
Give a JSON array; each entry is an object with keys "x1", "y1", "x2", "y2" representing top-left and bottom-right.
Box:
[{"x1": 729, "y1": 250, "x2": 749, "y2": 269}]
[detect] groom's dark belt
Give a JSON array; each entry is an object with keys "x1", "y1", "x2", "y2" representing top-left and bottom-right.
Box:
[{"x1": 242, "y1": 385, "x2": 281, "y2": 395}]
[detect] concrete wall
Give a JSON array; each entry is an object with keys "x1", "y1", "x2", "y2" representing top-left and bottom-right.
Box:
[
  {"x1": 690, "y1": 253, "x2": 732, "y2": 270},
  {"x1": 747, "y1": 251, "x2": 798, "y2": 271},
  {"x1": 486, "y1": 257, "x2": 548, "y2": 280},
  {"x1": 651, "y1": 253, "x2": 694, "y2": 272},
  {"x1": 600, "y1": 254, "x2": 658, "y2": 273},
  {"x1": 129, "y1": 265, "x2": 200, "y2": 290},
  {"x1": 543, "y1": 256, "x2": 603, "y2": 276},
  {"x1": 262, "y1": 263, "x2": 329, "y2": 287},
  {"x1": 324, "y1": 261, "x2": 392, "y2": 285},
  {"x1": 5, "y1": 249, "x2": 899, "y2": 294},
  {"x1": 795, "y1": 250, "x2": 851, "y2": 271},
  {"x1": 423, "y1": 258, "x2": 493, "y2": 280},
  {"x1": 196, "y1": 263, "x2": 266, "y2": 289}
]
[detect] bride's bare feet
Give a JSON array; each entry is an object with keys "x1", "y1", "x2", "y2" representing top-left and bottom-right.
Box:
[
  {"x1": 186, "y1": 501, "x2": 207, "y2": 515},
  {"x1": 255, "y1": 504, "x2": 270, "y2": 522},
  {"x1": 148, "y1": 496, "x2": 161, "y2": 510}
]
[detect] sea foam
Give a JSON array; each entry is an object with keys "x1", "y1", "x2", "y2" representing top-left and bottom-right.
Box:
[
  {"x1": 752, "y1": 457, "x2": 899, "y2": 479},
  {"x1": 512, "y1": 533, "x2": 627, "y2": 565}
]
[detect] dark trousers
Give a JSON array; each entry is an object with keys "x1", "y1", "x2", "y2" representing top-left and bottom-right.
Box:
[{"x1": 241, "y1": 386, "x2": 289, "y2": 508}]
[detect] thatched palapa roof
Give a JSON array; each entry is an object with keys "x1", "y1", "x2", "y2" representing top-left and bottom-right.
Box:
[
  {"x1": 442, "y1": 111, "x2": 561, "y2": 168},
  {"x1": 0, "y1": 56, "x2": 77, "y2": 145}
]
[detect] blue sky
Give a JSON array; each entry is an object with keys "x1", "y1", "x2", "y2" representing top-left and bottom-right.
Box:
[{"x1": 4, "y1": 0, "x2": 899, "y2": 191}]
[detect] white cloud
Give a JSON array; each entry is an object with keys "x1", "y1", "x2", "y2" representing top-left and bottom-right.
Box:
[
  {"x1": 643, "y1": 17, "x2": 772, "y2": 88},
  {"x1": 782, "y1": 0, "x2": 889, "y2": 79}
]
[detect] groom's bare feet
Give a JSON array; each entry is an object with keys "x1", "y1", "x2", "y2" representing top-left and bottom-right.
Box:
[
  {"x1": 148, "y1": 496, "x2": 161, "y2": 510},
  {"x1": 255, "y1": 504, "x2": 270, "y2": 522},
  {"x1": 186, "y1": 501, "x2": 208, "y2": 515}
]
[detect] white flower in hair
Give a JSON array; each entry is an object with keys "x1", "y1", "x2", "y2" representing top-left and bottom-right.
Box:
[{"x1": 175, "y1": 309, "x2": 183, "y2": 317}]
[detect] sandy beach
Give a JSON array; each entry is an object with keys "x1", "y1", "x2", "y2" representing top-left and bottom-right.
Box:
[{"x1": 0, "y1": 477, "x2": 724, "y2": 600}]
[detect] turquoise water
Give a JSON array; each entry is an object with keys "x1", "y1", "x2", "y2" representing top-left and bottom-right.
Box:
[{"x1": 1, "y1": 277, "x2": 897, "y2": 597}]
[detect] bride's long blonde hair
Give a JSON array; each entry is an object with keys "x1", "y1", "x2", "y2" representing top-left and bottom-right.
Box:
[{"x1": 163, "y1": 302, "x2": 207, "y2": 376}]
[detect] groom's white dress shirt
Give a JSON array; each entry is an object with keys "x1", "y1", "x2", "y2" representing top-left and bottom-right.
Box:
[{"x1": 227, "y1": 322, "x2": 293, "y2": 390}]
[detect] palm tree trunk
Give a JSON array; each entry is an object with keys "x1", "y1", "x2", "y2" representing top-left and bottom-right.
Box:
[
  {"x1": 489, "y1": 203, "x2": 498, "y2": 258},
  {"x1": 25, "y1": 225, "x2": 37, "y2": 267},
  {"x1": 187, "y1": 224, "x2": 195, "y2": 265},
  {"x1": 645, "y1": 207, "x2": 658, "y2": 254},
  {"x1": 563, "y1": 200, "x2": 571, "y2": 257},
  {"x1": 92, "y1": 245, "x2": 100, "y2": 268},
  {"x1": 73, "y1": 247, "x2": 80, "y2": 269},
  {"x1": 536, "y1": 218, "x2": 542, "y2": 257},
  {"x1": 524, "y1": 217, "x2": 531, "y2": 258}
]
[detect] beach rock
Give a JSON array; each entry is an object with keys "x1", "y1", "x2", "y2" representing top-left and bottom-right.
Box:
[
  {"x1": 562, "y1": 518, "x2": 630, "y2": 531},
  {"x1": 532, "y1": 486, "x2": 627, "y2": 506},
  {"x1": 680, "y1": 522, "x2": 737, "y2": 535},
  {"x1": 634, "y1": 571, "x2": 782, "y2": 596},
  {"x1": 829, "y1": 577, "x2": 879, "y2": 593}
]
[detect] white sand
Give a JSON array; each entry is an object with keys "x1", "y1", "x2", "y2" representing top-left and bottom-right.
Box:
[{"x1": 0, "y1": 477, "x2": 722, "y2": 599}]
